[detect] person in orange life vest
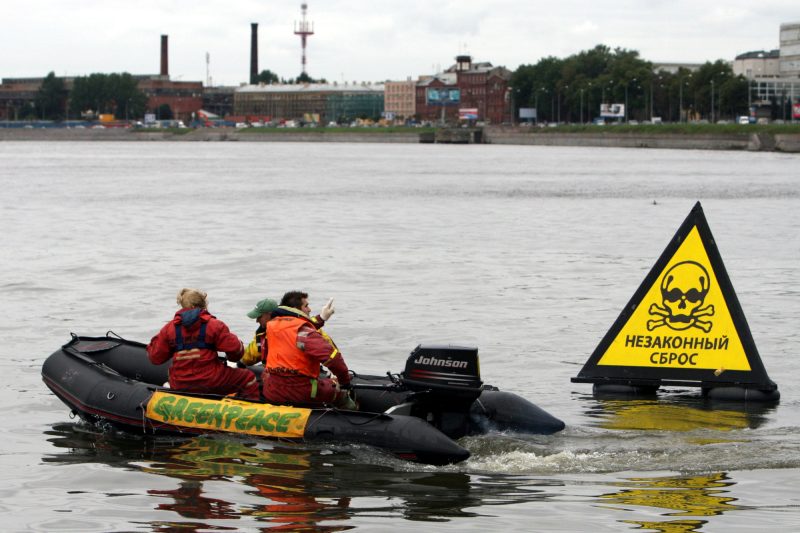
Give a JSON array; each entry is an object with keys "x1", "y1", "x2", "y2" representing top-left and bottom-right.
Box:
[
  {"x1": 276, "y1": 291, "x2": 339, "y2": 378},
  {"x1": 239, "y1": 293, "x2": 329, "y2": 368},
  {"x1": 240, "y1": 298, "x2": 279, "y2": 367},
  {"x1": 262, "y1": 292, "x2": 355, "y2": 409},
  {"x1": 146, "y1": 288, "x2": 260, "y2": 400}
]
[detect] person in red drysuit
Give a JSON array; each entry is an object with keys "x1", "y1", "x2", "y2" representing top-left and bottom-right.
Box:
[
  {"x1": 147, "y1": 288, "x2": 260, "y2": 400},
  {"x1": 261, "y1": 291, "x2": 355, "y2": 409}
]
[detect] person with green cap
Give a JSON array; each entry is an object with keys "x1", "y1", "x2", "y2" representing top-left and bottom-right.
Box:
[{"x1": 240, "y1": 298, "x2": 279, "y2": 367}]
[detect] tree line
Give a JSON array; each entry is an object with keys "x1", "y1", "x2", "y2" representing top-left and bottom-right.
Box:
[
  {"x1": 26, "y1": 71, "x2": 151, "y2": 121},
  {"x1": 509, "y1": 45, "x2": 750, "y2": 123}
]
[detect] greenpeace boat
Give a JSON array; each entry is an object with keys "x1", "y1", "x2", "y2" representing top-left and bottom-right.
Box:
[{"x1": 42, "y1": 333, "x2": 565, "y2": 465}]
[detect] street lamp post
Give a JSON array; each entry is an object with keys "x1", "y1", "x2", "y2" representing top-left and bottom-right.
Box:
[
  {"x1": 710, "y1": 79, "x2": 715, "y2": 123},
  {"x1": 556, "y1": 86, "x2": 563, "y2": 124},
  {"x1": 624, "y1": 83, "x2": 628, "y2": 123},
  {"x1": 587, "y1": 81, "x2": 592, "y2": 123}
]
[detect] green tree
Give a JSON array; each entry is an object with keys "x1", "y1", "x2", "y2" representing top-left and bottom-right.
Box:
[
  {"x1": 510, "y1": 56, "x2": 565, "y2": 123},
  {"x1": 689, "y1": 60, "x2": 735, "y2": 121},
  {"x1": 35, "y1": 72, "x2": 67, "y2": 120},
  {"x1": 69, "y1": 72, "x2": 147, "y2": 120},
  {"x1": 294, "y1": 72, "x2": 326, "y2": 84},
  {"x1": 511, "y1": 46, "x2": 652, "y2": 123},
  {"x1": 255, "y1": 69, "x2": 280, "y2": 84},
  {"x1": 107, "y1": 73, "x2": 148, "y2": 119},
  {"x1": 509, "y1": 46, "x2": 762, "y2": 123}
]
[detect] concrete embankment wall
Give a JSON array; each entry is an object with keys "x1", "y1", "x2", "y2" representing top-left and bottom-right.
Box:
[
  {"x1": 2, "y1": 127, "x2": 799, "y2": 152},
  {"x1": 483, "y1": 126, "x2": 800, "y2": 153},
  {"x1": 0, "y1": 128, "x2": 420, "y2": 143}
]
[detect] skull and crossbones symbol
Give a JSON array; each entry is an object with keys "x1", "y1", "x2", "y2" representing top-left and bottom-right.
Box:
[{"x1": 647, "y1": 260, "x2": 715, "y2": 333}]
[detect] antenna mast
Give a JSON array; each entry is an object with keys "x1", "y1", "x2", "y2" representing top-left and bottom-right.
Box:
[{"x1": 294, "y1": 3, "x2": 314, "y2": 75}]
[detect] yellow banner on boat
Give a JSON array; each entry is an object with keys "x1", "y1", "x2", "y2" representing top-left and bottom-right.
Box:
[{"x1": 146, "y1": 391, "x2": 311, "y2": 439}]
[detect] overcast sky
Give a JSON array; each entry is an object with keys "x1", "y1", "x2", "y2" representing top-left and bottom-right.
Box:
[{"x1": 3, "y1": 1, "x2": 797, "y2": 86}]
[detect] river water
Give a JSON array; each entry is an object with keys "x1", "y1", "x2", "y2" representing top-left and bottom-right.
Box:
[{"x1": 1, "y1": 141, "x2": 798, "y2": 531}]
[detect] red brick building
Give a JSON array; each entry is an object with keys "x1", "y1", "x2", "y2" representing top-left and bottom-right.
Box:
[
  {"x1": 415, "y1": 55, "x2": 512, "y2": 124},
  {"x1": 138, "y1": 77, "x2": 203, "y2": 122}
]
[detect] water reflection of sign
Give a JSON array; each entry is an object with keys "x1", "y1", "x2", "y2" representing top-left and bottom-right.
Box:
[
  {"x1": 599, "y1": 472, "x2": 741, "y2": 528},
  {"x1": 426, "y1": 88, "x2": 461, "y2": 105},
  {"x1": 596, "y1": 401, "x2": 751, "y2": 432},
  {"x1": 600, "y1": 103, "x2": 625, "y2": 118}
]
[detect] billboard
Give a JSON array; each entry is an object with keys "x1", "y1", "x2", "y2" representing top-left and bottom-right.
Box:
[
  {"x1": 793, "y1": 103, "x2": 800, "y2": 119},
  {"x1": 426, "y1": 87, "x2": 461, "y2": 105},
  {"x1": 519, "y1": 107, "x2": 537, "y2": 119},
  {"x1": 600, "y1": 103, "x2": 625, "y2": 118},
  {"x1": 459, "y1": 108, "x2": 479, "y2": 120}
]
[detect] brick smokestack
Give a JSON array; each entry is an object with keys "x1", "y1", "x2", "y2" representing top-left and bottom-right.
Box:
[
  {"x1": 250, "y1": 23, "x2": 258, "y2": 84},
  {"x1": 160, "y1": 35, "x2": 169, "y2": 77}
]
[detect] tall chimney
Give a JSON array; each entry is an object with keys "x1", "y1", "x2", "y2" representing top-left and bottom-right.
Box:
[
  {"x1": 160, "y1": 35, "x2": 169, "y2": 77},
  {"x1": 250, "y1": 23, "x2": 258, "y2": 84}
]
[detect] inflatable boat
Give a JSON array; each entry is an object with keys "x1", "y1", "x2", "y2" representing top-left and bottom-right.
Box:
[{"x1": 41, "y1": 333, "x2": 565, "y2": 465}]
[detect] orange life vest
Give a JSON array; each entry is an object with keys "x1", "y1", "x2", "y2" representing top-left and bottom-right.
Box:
[{"x1": 265, "y1": 316, "x2": 319, "y2": 378}]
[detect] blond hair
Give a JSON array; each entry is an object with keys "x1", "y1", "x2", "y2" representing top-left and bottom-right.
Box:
[{"x1": 176, "y1": 288, "x2": 208, "y2": 309}]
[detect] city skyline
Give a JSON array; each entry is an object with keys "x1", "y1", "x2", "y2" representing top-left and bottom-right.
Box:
[{"x1": 3, "y1": 1, "x2": 797, "y2": 86}]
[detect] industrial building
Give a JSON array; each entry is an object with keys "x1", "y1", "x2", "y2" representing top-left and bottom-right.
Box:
[
  {"x1": 234, "y1": 82, "x2": 384, "y2": 124},
  {"x1": 0, "y1": 77, "x2": 52, "y2": 121}
]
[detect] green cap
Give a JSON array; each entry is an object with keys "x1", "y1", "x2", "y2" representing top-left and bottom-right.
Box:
[{"x1": 246, "y1": 298, "x2": 278, "y2": 319}]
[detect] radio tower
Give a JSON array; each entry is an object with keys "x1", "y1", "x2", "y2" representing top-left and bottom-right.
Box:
[{"x1": 294, "y1": 3, "x2": 314, "y2": 75}]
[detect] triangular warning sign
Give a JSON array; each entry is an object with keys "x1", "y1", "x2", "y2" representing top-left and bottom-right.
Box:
[{"x1": 572, "y1": 202, "x2": 777, "y2": 391}]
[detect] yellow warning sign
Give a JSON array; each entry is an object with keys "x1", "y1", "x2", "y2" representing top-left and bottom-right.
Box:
[{"x1": 597, "y1": 226, "x2": 750, "y2": 371}]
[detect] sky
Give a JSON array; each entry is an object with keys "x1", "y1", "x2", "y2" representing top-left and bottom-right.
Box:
[{"x1": 3, "y1": 1, "x2": 798, "y2": 86}]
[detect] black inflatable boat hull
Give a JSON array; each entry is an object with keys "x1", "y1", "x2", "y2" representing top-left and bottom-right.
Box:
[{"x1": 42, "y1": 335, "x2": 564, "y2": 465}]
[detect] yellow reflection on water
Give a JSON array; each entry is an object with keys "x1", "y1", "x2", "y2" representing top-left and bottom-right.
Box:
[
  {"x1": 144, "y1": 437, "x2": 352, "y2": 531},
  {"x1": 596, "y1": 401, "x2": 750, "y2": 432},
  {"x1": 142, "y1": 436, "x2": 310, "y2": 479},
  {"x1": 620, "y1": 519, "x2": 706, "y2": 533},
  {"x1": 599, "y1": 472, "x2": 741, "y2": 532}
]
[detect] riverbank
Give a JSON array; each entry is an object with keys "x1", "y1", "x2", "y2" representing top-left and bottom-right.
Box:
[
  {"x1": 2, "y1": 124, "x2": 799, "y2": 152},
  {"x1": 485, "y1": 123, "x2": 800, "y2": 152}
]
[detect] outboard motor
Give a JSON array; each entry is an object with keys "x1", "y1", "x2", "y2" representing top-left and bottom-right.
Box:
[{"x1": 398, "y1": 345, "x2": 484, "y2": 438}]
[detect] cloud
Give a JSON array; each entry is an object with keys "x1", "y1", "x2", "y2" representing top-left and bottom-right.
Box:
[
  {"x1": 2, "y1": 0, "x2": 797, "y2": 85},
  {"x1": 570, "y1": 21, "x2": 600, "y2": 36}
]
